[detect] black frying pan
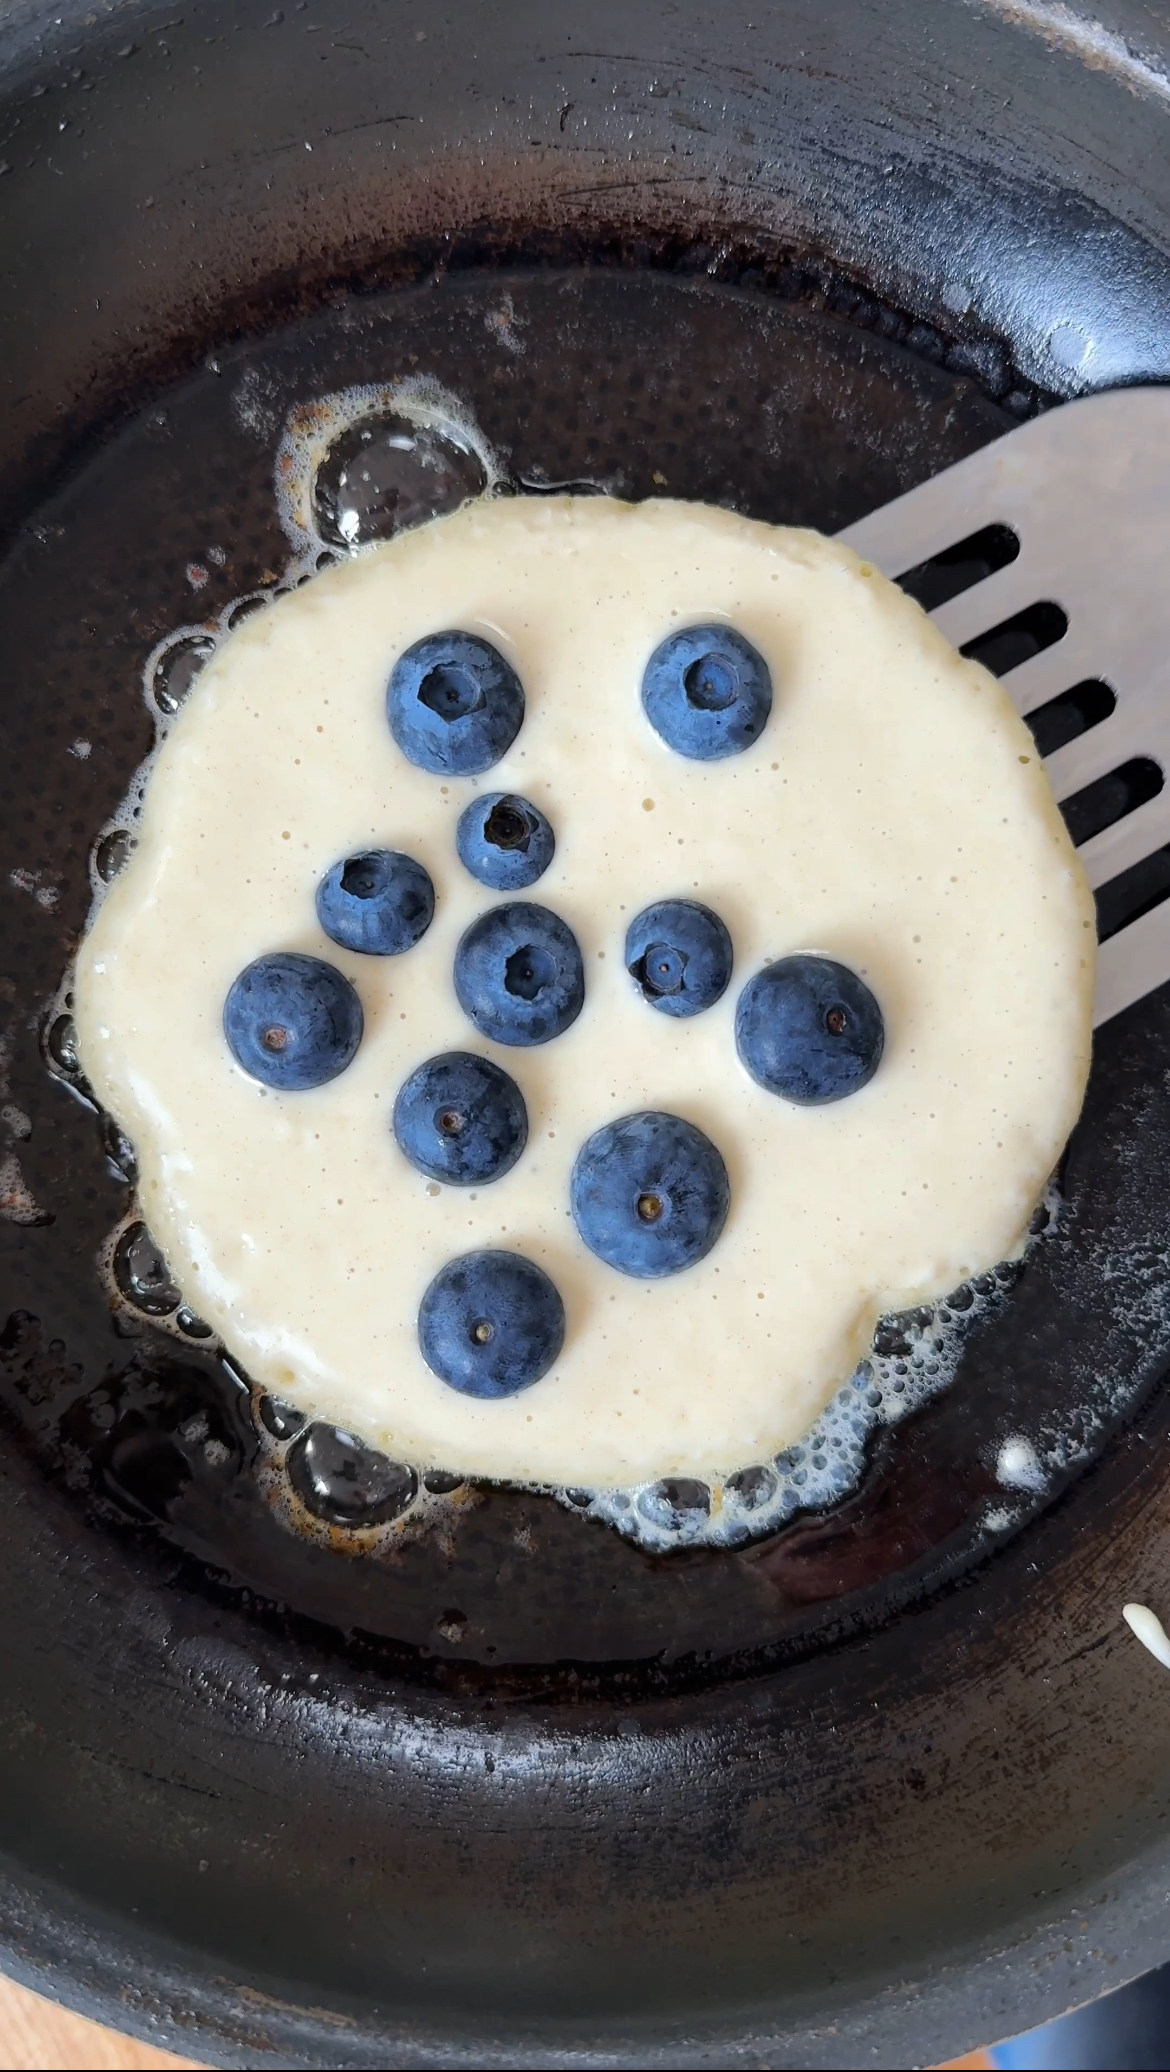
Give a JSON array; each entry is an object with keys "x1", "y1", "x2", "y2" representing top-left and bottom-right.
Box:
[{"x1": 5, "y1": 3, "x2": 1170, "y2": 2065}]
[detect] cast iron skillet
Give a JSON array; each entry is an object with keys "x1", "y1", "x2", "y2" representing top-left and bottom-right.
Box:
[{"x1": 5, "y1": 3, "x2": 1170, "y2": 2065}]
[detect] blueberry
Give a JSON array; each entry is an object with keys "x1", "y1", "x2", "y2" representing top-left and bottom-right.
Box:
[
  {"x1": 387, "y1": 630, "x2": 524, "y2": 776},
  {"x1": 625, "y1": 898, "x2": 733, "y2": 1017},
  {"x1": 570, "y1": 1110, "x2": 729, "y2": 1277},
  {"x1": 453, "y1": 901, "x2": 584, "y2": 1047},
  {"x1": 223, "y1": 952, "x2": 363, "y2": 1090},
  {"x1": 316, "y1": 848, "x2": 434, "y2": 955},
  {"x1": 456, "y1": 792, "x2": 555, "y2": 891},
  {"x1": 735, "y1": 954, "x2": 884, "y2": 1103},
  {"x1": 418, "y1": 1249, "x2": 565, "y2": 1397},
  {"x1": 641, "y1": 622, "x2": 772, "y2": 760},
  {"x1": 393, "y1": 1051, "x2": 528, "y2": 1185}
]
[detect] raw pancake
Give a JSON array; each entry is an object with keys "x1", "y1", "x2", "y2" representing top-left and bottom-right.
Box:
[{"x1": 74, "y1": 496, "x2": 1095, "y2": 1487}]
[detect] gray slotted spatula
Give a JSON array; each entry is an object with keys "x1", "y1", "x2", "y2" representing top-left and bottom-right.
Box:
[{"x1": 838, "y1": 385, "x2": 1170, "y2": 1028}]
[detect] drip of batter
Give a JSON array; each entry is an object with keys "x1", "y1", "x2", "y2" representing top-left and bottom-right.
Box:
[{"x1": 74, "y1": 496, "x2": 1094, "y2": 1487}]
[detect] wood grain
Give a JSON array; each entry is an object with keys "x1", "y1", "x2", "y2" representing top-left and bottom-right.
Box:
[
  {"x1": 0, "y1": 1967, "x2": 1002, "y2": 2069},
  {"x1": 0, "y1": 1974, "x2": 203, "y2": 2071}
]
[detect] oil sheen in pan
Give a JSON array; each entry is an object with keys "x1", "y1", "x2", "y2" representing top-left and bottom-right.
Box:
[{"x1": 53, "y1": 381, "x2": 1085, "y2": 1556}]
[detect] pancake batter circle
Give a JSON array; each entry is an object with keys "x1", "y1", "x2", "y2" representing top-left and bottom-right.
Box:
[{"x1": 74, "y1": 496, "x2": 1094, "y2": 1488}]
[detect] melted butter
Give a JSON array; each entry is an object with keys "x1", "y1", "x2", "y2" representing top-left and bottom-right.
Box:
[{"x1": 74, "y1": 496, "x2": 1094, "y2": 1487}]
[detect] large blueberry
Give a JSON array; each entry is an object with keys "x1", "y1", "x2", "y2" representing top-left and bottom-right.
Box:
[
  {"x1": 570, "y1": 1110, "x2": 729, "y2": 1278},
  {"x1": 454, "y1": 901, "x2": 584, "y2": 1047},
  {"x1": 393, "y1": 1051, "x2": 528, "y2": 1185},
  {"x1": 316, "y1": 848, "x2": 434, "y2": 956},
  {"x1": 625, "y1": 898, "x2": 733, "y2": 1018},
  {"x1": 418, "y1": 1249, "x2": 565, "y2": 1397},
  {"x1": 224, "y1": 952, "x2": 363, "y2": 1090},
  {"x1": 735, "y1": 954, "x2": 884, "y2": 1103},
  {"x1": 388, "y1": 630, "x2": 524, "y2": 776},
  {"x1": 641, "y1": 622, "x2": 772, "y2": 760},
  {"x1": 456, "y1": 792, "x2": 555, "y2": 891}
]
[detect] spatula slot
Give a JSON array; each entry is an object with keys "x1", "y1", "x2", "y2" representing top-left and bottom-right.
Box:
[
  {"x1": 894, "y1": 522, "x2": 1020, "y2": 612},
  {"x1": 1026, "y1": 678, "x2": 1116, "y2": 760},
  {"x1": 960, "y1": 600, "x2": 1068, "y2": 678},
  {"x1": 1095, "y1": 844, "x2": 1170, "y2": 944},
  {"x1": 1061, "y1": 756, "x2": 1163, "y2": 849}
]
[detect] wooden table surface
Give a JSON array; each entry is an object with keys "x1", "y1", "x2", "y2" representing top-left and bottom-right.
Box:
[
  {"x1": 0, "y1": 1971, "x2": 999, "y2": 2071},
  {"x1": 0, "y1": 1976, "x2": 201, "y2": 2071}
]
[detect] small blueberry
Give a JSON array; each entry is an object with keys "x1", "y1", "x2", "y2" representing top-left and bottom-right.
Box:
[
  {"x1": 641, "y1": 622, "x2": 772, "y2": 760},
  {"x1": 570, "y1": 1110, "x2": 729, "y2": 1277},
  {"x1": 454, "y1": 901, "x2": 584, "y2": 1047},
  {"x1": 625, "y1": 898, "x2": 733, "y2": 1017},
  {"x1": 393, "y1": 1051, "x2": 528, "y2": 1185},
  {"x1": 316, "y1": 848, "x2": 434, "y2": 955},
  {"x1": 456, "y1": 792, "x2": 555, "y2": 891},
  {"x1": 735, "y1": 954, "x2": 885, "y2": 1103},
  {"x1": 418, "y1": 1249, "x2": 565, "y2": 1397},
  {"x1": 388, "y1": 630, "x2": 524, "y2": 776},
  {"x1": 224, "y1": 952, "x2": 363, "y2": 1090}
]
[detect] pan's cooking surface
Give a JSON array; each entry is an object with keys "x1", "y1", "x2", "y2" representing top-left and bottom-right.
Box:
[
  {"x1": 5, "y1": 260, "x2": 1170, "y2": 2065},
  {"x1": 0, "y1": 262, "x2": 1149, "y2": 1690},
  {"x1": 8, "y1": 3, "x2": 1170, "y2": 2066}
]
